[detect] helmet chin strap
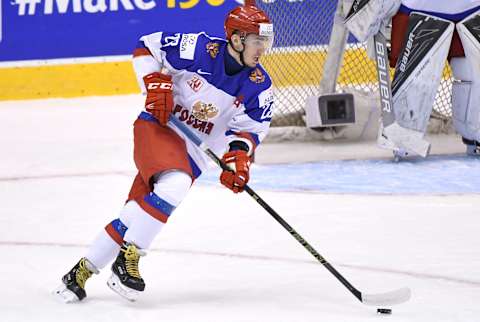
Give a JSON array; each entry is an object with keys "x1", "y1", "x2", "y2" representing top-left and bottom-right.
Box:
[
  {"x1": 229, "y1": 35, "x2": 247, "y2": 66},
  {"x1": 239, "y1": 51, "x2": 246, "y2": 66}
]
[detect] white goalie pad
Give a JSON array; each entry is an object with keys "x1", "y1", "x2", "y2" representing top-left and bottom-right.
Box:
[
  {"x1": 453, "y1": 11, "x2": 480, "y2": 142},
  {"x1": 377, "y1": 12, "x2": 454, "y2": 157},
  {"x1": 344, "y1": 0, "x2": 401, "y2": 42},
  {"x1": 378, "y1": 122, "x2": 431, "y2": 157},
  {"x1": 392, "y1": 13, "x2": 454, "y2": 133}
]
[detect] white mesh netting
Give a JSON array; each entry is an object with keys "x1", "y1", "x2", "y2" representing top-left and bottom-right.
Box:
[{"x1": 254, "y1": 0, "x2": 453, "y2": 128}]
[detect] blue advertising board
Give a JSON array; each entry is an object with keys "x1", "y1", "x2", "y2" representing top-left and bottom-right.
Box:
[
  {"x1": 0, "y1": 0, "x2": 339, "y2": 62},
  {"x1": 1, "y1": 0, "x2": 244, "y2": 61}
]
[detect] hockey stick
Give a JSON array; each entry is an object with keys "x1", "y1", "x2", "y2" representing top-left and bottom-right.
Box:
[{"x1": 169, "y1": 115, "x2": 411, "y2": 306}]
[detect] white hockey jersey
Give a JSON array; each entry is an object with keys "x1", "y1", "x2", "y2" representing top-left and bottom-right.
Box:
[
  {"x1": 400, "y1": 0, "x2": 480, "y2": 19},
  {"x1": 132, "y1": 31, "x2": 274, "y2": 177}
]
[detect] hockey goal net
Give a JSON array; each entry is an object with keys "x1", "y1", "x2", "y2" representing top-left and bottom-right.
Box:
[{"x1": 253, "y1": 0, "x2": 453, "y2": 129}]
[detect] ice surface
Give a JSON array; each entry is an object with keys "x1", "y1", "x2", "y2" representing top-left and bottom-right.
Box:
[{"x1": 1, "y1": 96, "x2": 479, "y2": 322}]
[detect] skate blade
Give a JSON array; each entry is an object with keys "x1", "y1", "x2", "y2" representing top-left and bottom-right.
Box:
[
  {"x1": 393, "y1": 148, "x2": 409, "y2": 162},
  {"x1": 52, "y1": 285, "x2": 80, "y2": 303},
  {"x1": 107, "y1": 273, "x2": 141, "y2": 302}
]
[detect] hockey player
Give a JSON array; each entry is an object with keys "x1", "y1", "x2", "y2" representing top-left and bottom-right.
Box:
[
  {"x1": 346, "y1": 0, "x2": 480, "y2": 158},
  {"x1": 54, "y1": 5, "x2": 274, "y2": 303}
]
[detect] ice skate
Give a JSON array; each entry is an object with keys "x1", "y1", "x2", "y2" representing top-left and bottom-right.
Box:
[
  {"x1": 378, "y1": 127, "x2": 409, "y2": 162},
  {"x1": 463, "y1": 137, "x2": 480, "y2": 156},
  {"x1": 107, "y1": 242, "x2": 146, "y2": 302},
  {"x1": 466, "y1": 144, "x2": 480, "y2": 156},
  {"x1": 393, "y1": 148, "x2": 409, "y2": 162},
  {"x1": 53, "y1": 257, "x2": 99, "y2": 303}
]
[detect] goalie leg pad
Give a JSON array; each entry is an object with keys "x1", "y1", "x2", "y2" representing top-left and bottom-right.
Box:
[
  {"x1": 377, "y1": 13, "x2": 453, "y2": 157},
  {"x1": 450, "y1": 58, "x2": 475, "y2": 137},
  {"x1": 345, "y1": 0, "x2": 401, "y2": 42},
  {"x1": 378, "y1": 122, "x2": 431, "y2": 157},
  {"x1": 391, "y1": 12, "x2": 454, "y2": 134},
  {"x1": 452, "y1": 11, "x2": 480, "y2": 142}
]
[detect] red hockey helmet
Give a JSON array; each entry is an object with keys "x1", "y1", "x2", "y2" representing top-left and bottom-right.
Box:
[{"x1": 224, "y1": 5, "x2": 273, "y2": 41}]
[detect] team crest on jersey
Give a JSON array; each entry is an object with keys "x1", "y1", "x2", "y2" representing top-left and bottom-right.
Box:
[
  {"x1": 187, "y1": 75, "x2": 204, "y2": 92},
  {"x1": 249, "y1": 68, "x2": 265, "y2": 84},
  {"x1": 206, "y1": 42, "x2": 220, "y2": 58},
  {"x1": 192, "y1": 101, "x2": 218, "y2": 121}
]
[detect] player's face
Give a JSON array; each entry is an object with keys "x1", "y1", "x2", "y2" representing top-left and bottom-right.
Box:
[{"x1": 242, "y1": 34, "x2": 273, "y2": 67}]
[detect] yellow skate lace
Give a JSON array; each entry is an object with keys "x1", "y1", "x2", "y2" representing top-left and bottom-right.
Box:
[
  {"x1": 122, "y1": 244, "x2": 143, "y2": 279},
  {"x1": 76, "y1": 258, "x2": 93, "y2": 289}
]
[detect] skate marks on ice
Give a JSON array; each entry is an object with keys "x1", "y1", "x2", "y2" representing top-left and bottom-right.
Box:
[
  {"x1": 1, "y1": 180, "x2": 479, "y2": 321},
  {"x1": 1, "y1": 240, "x2": 479, "y2": 287}
]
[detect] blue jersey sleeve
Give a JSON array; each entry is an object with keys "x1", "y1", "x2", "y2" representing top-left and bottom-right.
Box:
[
  {"x1": 226, "y1": 67, "x2": 274, "y2": 154},
  {"x1": 139, "y1": 31, "x2": 223, "y2": 72}
]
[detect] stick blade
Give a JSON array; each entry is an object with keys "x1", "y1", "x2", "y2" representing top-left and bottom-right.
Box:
[{"x1": 361, "y1": 287, "x2": 411, "y2": 306}]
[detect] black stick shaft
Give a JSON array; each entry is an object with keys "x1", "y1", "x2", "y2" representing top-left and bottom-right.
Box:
[
  {"x1": 243, "y1": 185, "x2": 362, "y2": 301},
  {"x1": 170, "y1": 116, "x2": 363, "y2": 302},
  {"x1": 208, "y1": 146, "x2": 362, "y2": 302}
]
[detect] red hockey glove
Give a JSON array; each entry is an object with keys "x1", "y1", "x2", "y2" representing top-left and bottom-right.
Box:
[
  {"x1": 220, "y1": 150, "x2": 250, "y2": 193},
  {"x1": 143, "y1": 72, "x2": 174, "y2": 125}
]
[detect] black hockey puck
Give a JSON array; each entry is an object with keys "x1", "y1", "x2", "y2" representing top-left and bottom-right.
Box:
[{"x1": 377, "y1": 308, "x2": 392, "y2": 315}]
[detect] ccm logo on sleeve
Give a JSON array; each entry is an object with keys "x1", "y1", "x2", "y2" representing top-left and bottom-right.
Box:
[{"x1": 147, "y1": 82, "x2": 173, "y2": 90}]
